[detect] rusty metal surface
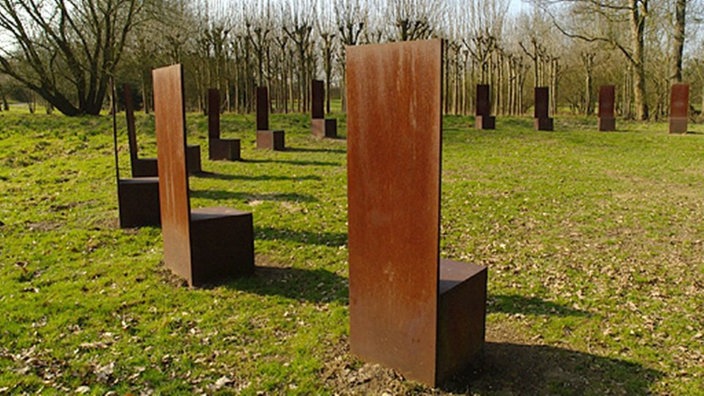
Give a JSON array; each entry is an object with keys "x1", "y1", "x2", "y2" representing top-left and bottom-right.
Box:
[
  {"x1": 598, "y1": 85, "x2": 615, "y2": 118},
  {"x1": 256, "y1": 86, "x2": 269, "y2": 131},
  {"x1": 534, "y1": 87, "x2": 553, "y2": 131},
  {"x1": 598, "y1": 85, "x2": 616, "y2": 131},
  {"x1": 186, "y1": 144, "x2": 203, "y2": 173},
  {"x1": 437, "y1": 259, "x2": 487, "y2": 382},
  {"x1": 207, "y1": 88, "x2": 241, "y2": 160},
  {"x1": 670, "y1": 84, "x2": 689, "y2": 134},
  {"x1": 312, "y1": 80, "x2": 325, "y2": 119},
  {"x1": 670, "y1": 84, "x2": 689, "y2": 117},
  {"x1": 208, "y1": 88, "x2": 221, "y2": 139},
  {"x1": 534, "y1": 87, "x2": 549, "y2": 118},
  {"x1": 190, "y1": 207, "x2": 254, "y2": 285},
  {"x1": 347, "y1": 39, "x2": 442, "y2": 386},
  {"x1": 256, "y1": 130, "x2": 285, "y2": 150},
  {"x1": 153, "y1": 64, "x2": 194, "y2": 285},
  {"x1": 124, "y1": 84, "x2": 159, "y2": 177},
  {"x1": 475, "y1": 84, "x2": 491, "y2": 117},
  {"x1": 124, "y1": 84, "x2": 140, "y2": 163},
  {"x1": 118, "y1": 177, "x2": 161, "y2": 228}
]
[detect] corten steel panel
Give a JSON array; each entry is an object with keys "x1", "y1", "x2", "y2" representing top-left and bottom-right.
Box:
[
  {"x1": 475, "y1": 84, "x2": 491, "y2": 117},
  {"x1": 118, "y1": 177, "x2": 161, "y2": 228},
  {"x1": 153, "y1": 64, "x2": 194, "y2": 285},
  {"x1": 210, "y1": 139, "x2": 241, "y2": 161},
  {"x1": 311, "y1": 119, "x2": 326, "y2": 138},
  {"x1": 534, "y1": 87, "x2": 549, "y2": 119},
  {"x1": 124, "y1": 84, "x2": 140, "y2": 164},
  {"x1": 670, "y1": 84, "x2": 689, "y2": 118},
  {"x1": 669, "y1": 84, "x2": 689, "y2": 133},
  {"x1": 124, "y1": 84, "x2": 159, "y2": 177},
  {"x1": 599, "y1": 117, "x2": 616, "y2": 132},
  {"x1": 475, "y1": 115, "x2": 495, "y2": 130},
  {"x1": 208, "y1": 88, "x2": 221, "y2": 139},
  {"x1": 598, "y1": 85, "x2": 615, "y2": 118},
  {"x1": 190, "y1": 207, "x2": 255, "y2": 286},
  {"x1": 256, "y1": 130, "x2": 285, "y2": 150},
  {"x1": 256, "y1": 86, "x2": 269, "y2": 131},
  {"x1": 534, "y1": 117, "x2": 554, "y2": 131},
  {"x1": 312, "y1": 80, "x2": 325, "y2": 119},
  {"x1": 186, "y1": 145, "x2": 202, "y2": 174},
  {"x1": 347, "y1": 39, "x2": 442, "y2": 386},
  {"x1": 436, "y1": 259, "x2": 487, "y2": 383}
]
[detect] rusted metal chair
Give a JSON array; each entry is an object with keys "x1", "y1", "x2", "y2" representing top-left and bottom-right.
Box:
[
  {"x1": 153, "y1": 64, "x2": 254, "y2": 286},
  {"x1": 311, "y1": 80, "x2": 337, "y2": 138},
  {"x1": 534, "y1": 86, "x2": 554, "y2": 131},
  {"x1": 669, "y1": 84, "x2": 689, "y2": 134},
  {"x1": 346, "y1": 39, "x2": 487, "y2": 387},
  {"x1": 112, "y1": 84, "x2": 160, "y2": 228},
  {"x1": 255, "y1": 86, "x2": 285, "y2": 150},
  {"x1": 207, "y1": 88, "x2": 241, "y2": 160},
  {"x1": 475, "y1": 84, "x2": 496, "y2": 130},
  {"x1": 124, "y1": 84, "x2": 203, "y2": 175}
]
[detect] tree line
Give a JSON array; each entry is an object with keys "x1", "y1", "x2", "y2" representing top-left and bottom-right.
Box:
[{"x1": 0, "y1": 0, "x2": 701, "y2": 121}]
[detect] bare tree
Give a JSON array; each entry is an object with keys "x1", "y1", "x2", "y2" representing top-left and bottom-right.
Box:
[{"x1": 0, "y1": 0, "x2": 147, "y2": 116}]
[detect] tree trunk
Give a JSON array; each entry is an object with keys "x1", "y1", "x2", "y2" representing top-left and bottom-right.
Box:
[
  {"x1": 671, "y1": 0, "x2": 687, "y2": 84},
  {"x1": 631, "y1": 0, "x2": 649, "y2": 120}
]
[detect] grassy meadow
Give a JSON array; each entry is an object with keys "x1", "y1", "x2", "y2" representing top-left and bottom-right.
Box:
[{"x1": 0, "y1": 107, "x2": 703, "y2": 395}]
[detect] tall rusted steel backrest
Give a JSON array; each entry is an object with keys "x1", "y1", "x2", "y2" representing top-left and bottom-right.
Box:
[
  {"x1": 124, "y1": 84, "x2": 140, "y2": 165},
  {"x1": 534, "y1": 87, "x2": 549, "y2": 119},
  {"x1": 312, "y1": 80, "x2": 325, "y2": 119},
  {"x1": 256, "y1": 87, "x2": 269, "y2": 131},
  {"x1": 153, "y1": 64, "x2": 193, "y2": 283},
  {"x1": 347, "y1": 39, "x2": 442, "y2": 386},
  {"x1": 208, "y1": 88, "x2": 221, "y2": 140},
  {"x1": 669, "y1": 83, "x2": 689, "y2": 133},
  {"x1": 476, "y1": 84, "x2": 491, "y2": 117},
  {"x1": 598, "y1": 85, "x2": 616, "y2": 131}
]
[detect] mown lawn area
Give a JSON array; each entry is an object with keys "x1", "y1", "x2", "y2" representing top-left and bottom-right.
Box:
[{"x1": 0, "y1": 110, "x2": 702, "y2": 395}]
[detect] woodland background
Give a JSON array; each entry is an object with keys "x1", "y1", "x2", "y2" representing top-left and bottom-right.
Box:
[{"x1": 0, "y1": 0, "x2": 701, "y2": 121}]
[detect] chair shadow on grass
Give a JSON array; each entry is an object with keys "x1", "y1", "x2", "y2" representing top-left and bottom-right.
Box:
[
  {"x1": 255, "y1": 225, "x2": 347, "y2": 247},
  {"x1": 240, "y1": 158, "x2": 341, "y2": 167},
  {"x1": 488, "y1": 294, "x2": 591, "y2": 317},
  {"x1": 197, "y1": 172, "x2": 322, "y2": 182},
  {"x1": 227, "y1": 265, "x2": 348, "y2": 304},
  {"x1": 190, "y1": 190, "x2": 319, "y2": 203},
  {"x1": 437, "y1": 293, "x2": 660, "y2": 394},
  {"x1": 285, "y1": 147, "x2": 347, "y2": 154},
  {"x1": 442, "y1": 342, "x2": 662, "y2": 395}
]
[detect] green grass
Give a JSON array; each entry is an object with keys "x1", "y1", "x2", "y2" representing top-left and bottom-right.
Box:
[{"x1": 1, "y1": 110, "x2": 703, "y2": 395}]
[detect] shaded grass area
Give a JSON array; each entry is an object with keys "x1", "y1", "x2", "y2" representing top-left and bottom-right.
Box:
[{"x1": 1, "y1": 111, "x2": 703, "y2": 394}]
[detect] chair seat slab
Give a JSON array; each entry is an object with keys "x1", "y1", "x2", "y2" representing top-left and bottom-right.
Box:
[
  {"x1": 189, "y1": 207, "x2": 255, "y2": 286},
  {"x1": 118, "y1": 177, "x2": 160, "y2": 228},
  {"x1": 209, "y1": 138, "x2": 241, "y2": 160},
  {"x1": 132, "y1": 158, "x2": 158, "y2": 177},
  {"x1": 437, "y1": 259, "x2": 487, "y2": 382}
]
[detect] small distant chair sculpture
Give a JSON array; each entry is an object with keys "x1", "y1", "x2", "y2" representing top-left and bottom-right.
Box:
[
  {"x1": 208, "y1": 88, "x2": 241, "y2": 160},
  {"x1": 112, "y1": 84, "x2": 160, "y2": 228},
  {"x1": 475, "y1": 84, "x2": 495, "y2": 130},
  {"x1": 346, "y1": 39, "x2": 488, "y2": 387},
  {"x1": 153, "y1": 64, "x2": 254, "y2": 286},
  {"x1": 124, "y1": 84, "x2": 203, "y2": 175},
  {"x1": 598, "y1": 85, "x2": 616, "y2": 131},
  {"x1": 255, "y1": 86, "x2": 285, "y2": 150},
  {"x1": 311, "y1": 80, "x2": 338, "y2": 138},
  {"x1": 669, "y1": 84, "x2": 689, "y2": 134},
  {"x1": 534, "y1": 86, "x2": 554, "y2": 131}
]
